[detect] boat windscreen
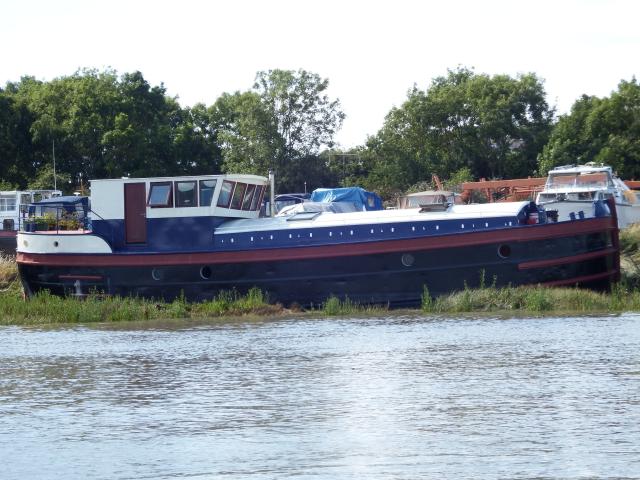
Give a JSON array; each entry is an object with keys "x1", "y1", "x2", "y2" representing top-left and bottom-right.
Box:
[{"x1": 548, "y1": 172, "x2": 610, "y2": 189}]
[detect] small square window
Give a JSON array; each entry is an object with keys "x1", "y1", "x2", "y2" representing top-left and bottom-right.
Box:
[
  {"x1": 175, "y1": 181, "x2": 197, "y2": 207},
  {"x1": 148, "y1": 182, "x2": 173, "y2": 207}
]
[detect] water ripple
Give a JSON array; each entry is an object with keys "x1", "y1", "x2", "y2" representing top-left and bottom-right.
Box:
[{"x1": 1, "y1": 315, "x2": 639, "y2": 479}]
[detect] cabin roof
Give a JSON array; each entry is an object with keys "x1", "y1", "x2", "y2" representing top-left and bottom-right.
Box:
[{"x1": 90, "y1": 173, "x2": 267, "y2": 185}]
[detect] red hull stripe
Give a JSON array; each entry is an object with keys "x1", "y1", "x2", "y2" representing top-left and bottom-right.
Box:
[
  {"x1": 58, "y1": 274, "x2": 104, "y2": 281},
  {"x1": 538, "y1": 270, "x2": 618, "y2": 287},
  {"x1": 518, "y1": 247, "x2": 618, "y2": 271},
  {"x1": 17, "y1": 218, "x2": 617, "y2": 268}
]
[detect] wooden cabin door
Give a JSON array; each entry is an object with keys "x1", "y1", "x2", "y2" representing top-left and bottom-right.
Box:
[{"x1": 124, "y1": 183, "x2": 147, "y2": 243}]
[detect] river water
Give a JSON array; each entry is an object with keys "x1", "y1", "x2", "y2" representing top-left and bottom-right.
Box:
[{"x1": 1, "y1": 314, "x2": 639, "y2": 480}]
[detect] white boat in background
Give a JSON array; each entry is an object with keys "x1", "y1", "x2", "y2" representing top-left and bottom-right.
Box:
[
  {"x1": 0, "y1": 189, "x2": 62, "y2": 254},
  {"x1": 536, "y1": 164, "x2": 640, "y2": 228}
]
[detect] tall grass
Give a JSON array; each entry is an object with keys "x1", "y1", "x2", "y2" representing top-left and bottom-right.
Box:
[
  {"x1": 421, "y1": 281, "x2": 640, "y2": 314},
  {"x1": 0, "y1": 254, "x2": 18, "y2": 289},
  {"x1": 0, "y1": 286, "x2": 282, "y2": 326},
  {"x1": 321, "y1": 295, "x2": 388, "y2": 316}
]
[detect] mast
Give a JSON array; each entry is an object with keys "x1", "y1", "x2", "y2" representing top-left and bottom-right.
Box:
[{"x1": 52, "y1": 140, "x2": 57, "y2": 191}]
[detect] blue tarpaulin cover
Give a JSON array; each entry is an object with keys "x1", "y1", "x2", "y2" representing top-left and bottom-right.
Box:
[{"x1": 309, "y1": 187, "x2": 383, "y2": 211}]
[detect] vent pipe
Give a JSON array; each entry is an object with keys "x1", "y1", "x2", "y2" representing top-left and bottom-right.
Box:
[{"x1": 268, "y1": 170, "x2": 276, "y2": 217}]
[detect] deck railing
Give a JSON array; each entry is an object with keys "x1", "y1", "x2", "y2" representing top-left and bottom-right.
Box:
[{"x1": 19, "y1": 204, "x2": 90, "y2": 233}]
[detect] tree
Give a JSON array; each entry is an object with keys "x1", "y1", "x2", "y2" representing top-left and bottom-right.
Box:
[
  {"x1": 216, "y1": 70, "x2": 345, "y2": 192},
  {"x1": 0, "y1": 88, "x2": 36, "y2": 188},
  {"x1": 101, "y1": 71, "x2": 177, "y2": 177},
  {"x1": 253, "y1": 69, "x2": 345, "y2": 161},
  {"x1": 170, "y1": 103, "x2": 223, "y2": 175},
  {"x1": 539, "y1": 78, "x2": 640, "y2": 179},
  {"x1": 363, "y1": 67, "x2": 554, "y2": 195},
  {"x1": 213, "y1": 91, "x2": 282, "y2": 177}
]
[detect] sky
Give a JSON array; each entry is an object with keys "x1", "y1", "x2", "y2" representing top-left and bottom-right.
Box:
[{"x1": 2, "y1": 0, "x2": 639, "y2": 148}]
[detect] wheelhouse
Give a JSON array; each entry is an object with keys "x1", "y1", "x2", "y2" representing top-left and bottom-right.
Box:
[{"x1": 90, "y1": 174, "x2": 268, "y2": 221}]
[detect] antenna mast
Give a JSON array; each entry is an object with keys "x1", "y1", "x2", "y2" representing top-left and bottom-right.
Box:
[{"x1": 52, "y1": 140, "x2": 57, "y2": 191}]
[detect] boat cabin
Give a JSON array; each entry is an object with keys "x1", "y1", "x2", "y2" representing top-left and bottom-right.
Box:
[
  {"x1": 86, "y1": 174, "x2": 269, "y2": 252},
  {"x1": 537, "y1": 164, "x2": 640, "y2": 205}
]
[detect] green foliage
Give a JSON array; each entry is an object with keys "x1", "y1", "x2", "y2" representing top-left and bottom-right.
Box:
[
  {"x1": 321, "y1": 295, "x2": 387, "y2": 316},
  {"x1": 4, "y1": 65, "x2": 640, "y2": 202},
  {"x1": 218, "y1": 69, "x2": 345, "y2": 192},
  {"x1": 214, "y1": 91, "x2": 282, "y2": 177},
  {"x1": 27, "y1": 164, "x2": 71, "y2": 190},
  {"x1": 443, "y1": 167, "x2": 474, "y2": 191},
  {"x1": 539, "y1": 78, "x2": 640, "y2": 178},
  {"x1": 1, "y1": 69, "x2": 223, "y2": 191},
  {"x1": 421, "y1": 286, "x2": 434, "y2": 311},
  {"x1": 0, "y1": 285, "x2": 281, "y2": 325},
  {"x1": 522, "y1": 287, "x2": 553, "y2": 312},
  {"x1": 254, "y1": 69, "x2": 345, "y2": 159},
  {"x1": 423, "y1": 284, "x2": 617, "y2": 314},
  {"x1": 363, "y1": 67, "x2": 554, "y2": 195}
]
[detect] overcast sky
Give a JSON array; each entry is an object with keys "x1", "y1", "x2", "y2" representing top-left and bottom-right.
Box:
[{"x1": 2, "y1": 0, "x2": 639, "y2": 148}]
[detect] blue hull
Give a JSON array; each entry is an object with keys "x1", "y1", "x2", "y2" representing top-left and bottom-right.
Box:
[{"x1": 18, "y1": 219, "x2": 619, "y2": 307}]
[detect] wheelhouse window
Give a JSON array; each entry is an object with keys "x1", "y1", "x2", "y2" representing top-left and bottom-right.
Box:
[
  {"x1": 217, "y1": 180, "x2": 235, "y2": 208},
  {"x1": 0, "y1": 196, "x2": 16, "y2": 212},
  {"x1": 148, "y1": 182, "x2": 173, "y2": 207},
  {"x1": 199, "y1": 179, "x2": 217, "y2": 207},
  {"x1": 250, "y1": 185, "x2": 265, "y2": 211},
  {"x1": 242, "y1": 184, "x2": 257, "y2": 210},
  {"x1": 230, "y1": 183, "x2": 247, "y2": 209},
  {"x1": 175, "y1": 181, "x2": 197, "y2": 207}
]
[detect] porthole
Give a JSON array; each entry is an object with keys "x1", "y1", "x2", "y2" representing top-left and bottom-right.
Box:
[
  {"x1": 498, "y1": 244, "x2": 511, "y2": 259},
  {"x1": 401, "y1": 253, "x2": 415, "y2": 267},
  {"x1": 151, "y1": 268, "x2": 162, "y2": 281},
  {"x1": 53, "y1": 241, "x2": 59, "y2": 247},
  {"x1": 200, "y1": 266, "x2": 212, "y2": 280}
]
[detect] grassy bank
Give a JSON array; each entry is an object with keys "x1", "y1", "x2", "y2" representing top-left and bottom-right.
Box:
[
  {"x1": 2, "y1": 244, "x2": 640, "y2": 325},
  {"x1": 0, "y1": 255, "x2": 287, "y2": 325},
  {"x1": 421, "y1": 283, "x2": 639, "y2": 314}
]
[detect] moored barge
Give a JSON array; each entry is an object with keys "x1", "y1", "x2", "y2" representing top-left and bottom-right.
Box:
[{"x1": 16, "y1": 173, "x2": 620, "y2": 307}]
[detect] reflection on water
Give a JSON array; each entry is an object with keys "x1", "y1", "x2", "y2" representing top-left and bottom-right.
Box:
[{"x1": 1, "y1": 314, "x2": 639, "y2": 479}]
